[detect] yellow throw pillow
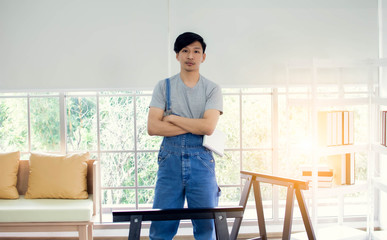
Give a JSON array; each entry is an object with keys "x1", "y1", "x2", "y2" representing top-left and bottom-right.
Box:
[
  {"x1": 0, "y1": 151, "x2": 20, "y2": 199},
  {"x1": 25, "y1": 152, "x2": 90, "y2": 199}
]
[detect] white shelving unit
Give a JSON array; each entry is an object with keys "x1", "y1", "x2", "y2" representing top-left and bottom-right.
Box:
[
  {"x1": 371, "y1": 95, "x2": 387, "y2": 239},
  {"x1": 372, "y1": 0, "x2": 387, "y2": 229},
  {"x1": 285, "y1": 58, "x2": 375, "y2": 239}
]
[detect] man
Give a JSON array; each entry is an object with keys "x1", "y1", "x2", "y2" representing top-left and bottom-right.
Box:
[{"x1": 147, "y1": 32, "x2": 223, "y2": 240}]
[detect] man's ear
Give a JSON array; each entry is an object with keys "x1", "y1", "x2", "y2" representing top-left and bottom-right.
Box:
[
  {"x1": 176, "y1": 53, "x2": 179, "y2": 61},
  {"x1": 201, "y1": 53, "x2": 206, "y2": 63}
]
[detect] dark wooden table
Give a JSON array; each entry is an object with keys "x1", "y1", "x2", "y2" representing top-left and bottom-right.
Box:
[{"x1": 113, "y1": 206, "x2": 244, "y2": 240}]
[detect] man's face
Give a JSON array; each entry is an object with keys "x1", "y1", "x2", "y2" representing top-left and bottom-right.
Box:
[{"x1": 176, "y1": 41, "x2": 206, "y2": 73}]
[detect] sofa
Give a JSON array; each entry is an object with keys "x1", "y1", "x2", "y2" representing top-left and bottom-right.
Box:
[{"x1": 0, "y1": 152, "x2": 97, "y2": 240}]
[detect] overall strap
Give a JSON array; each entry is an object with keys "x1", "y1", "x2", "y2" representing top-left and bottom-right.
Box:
[{"x1": 165, "y1": 78, "x2": 172, "y2": 114}]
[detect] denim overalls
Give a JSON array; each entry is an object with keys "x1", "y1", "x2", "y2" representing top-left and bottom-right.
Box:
[
  {"x1": 149, "y1": 133, "x2": 220, "y2": 240},
  {"x1": 149, "y1": 78, "x2": 220, "y2": 239}
]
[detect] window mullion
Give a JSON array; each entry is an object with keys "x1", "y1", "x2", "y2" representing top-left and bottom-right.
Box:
[
  {"x1": 133, "y1": 94, "x2": 139, "y2": 209},
  {"x1": 60, "y1": 93, "x2": 66, "y2": 154},
  {"x1": 27, "y1": 94, "x2": 32, "y2": 153},
  {"x1": 272, "y1": 88, "x2": 279, "y2": 222},
  {"x1": 96, "y1": 93, "x2": 103, "y2": 222},
  {"x1": 239, "y1": 89, "x2": 243, "y2": 191}
]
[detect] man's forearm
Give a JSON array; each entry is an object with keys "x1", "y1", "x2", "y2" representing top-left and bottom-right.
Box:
[
  {"x1": 147, "y1": 108, "x2": 219, "y2": 137},
  {"x1": 163, "y1": 114, "x2": 216, "y2": 136},
  {"x1": 148, "y1": 118, "x2": 188, "y2": 137}
]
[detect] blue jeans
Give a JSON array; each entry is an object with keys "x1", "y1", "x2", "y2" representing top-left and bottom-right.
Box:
[{"x1": 149, "y1": 133, "x2": 220, "y2": 240}]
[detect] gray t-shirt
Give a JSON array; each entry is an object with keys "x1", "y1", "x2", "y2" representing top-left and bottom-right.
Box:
[{"x1": 149, "y1": 74, "x2": 223, "y2": 119}]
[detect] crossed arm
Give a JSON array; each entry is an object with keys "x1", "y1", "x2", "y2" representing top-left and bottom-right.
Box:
[{"x1": 147, "y1": 107, "x2": 220, "y2": 137}]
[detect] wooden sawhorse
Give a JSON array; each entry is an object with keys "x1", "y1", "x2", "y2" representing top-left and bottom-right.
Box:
[
  {"x1": 230, "y1": 171, "x2": 316, "y2": 240},
  {"x1": 113, "y1": 206, "x2": 244, "y2": 240}
]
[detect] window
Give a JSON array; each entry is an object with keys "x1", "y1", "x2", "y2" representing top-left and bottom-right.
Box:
[{"x1": 0, "y1": 86, "x2": 368, "y2": 226}]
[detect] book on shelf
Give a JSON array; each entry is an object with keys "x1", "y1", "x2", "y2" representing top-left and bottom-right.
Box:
[
  {"x1": 302, "y1": 176, "x2": 334, "y2": 183},
  {"x1": 345, "y1": 152, "x2": 355, "y2": 185},
  {"x1": 325, "y1": 153, "x2": 355, "y2": 185},
  {"x1": 348, "y1": 111, "x2": 354, "y2": 145},
  {"x1": 318, "y1": 111, "x2": 354, "y2": 147},
  {"x1": 318, "y1": 111, "x2": 333, "y2": 146},
  {"x1": 304, "y1": 180, "x2": 333, "y2": 188},
  {"x1": 302, "y1": 170, "x2": 333, "y2": 177},
  {"x1": 343, "y1": 111, "x2": 349, "y2": 145},
  {"x1": 343, "y1": 111, "x2": 355, "y2": 145},
  {"x1": 301, "y1": 167, "x2": 333, "y2": 180},
  {"x1": 332, "y1": 112, "x2": 338, "y2": 146},
  {"x1": 316, "y1": 181, "x2": 333, "y2": 188},
  {"x1": 381, "y1": 111, "x2": 387, "y2": 147},
  {"x1": 336, "y1": 112, "x2": 343, "y2": 145},
  {"x1": 300, "y1": 165, "x2": 334, "y2": 188},
  {"x1": 300, "y1": 164, "x2": 331, "y2": 172}
]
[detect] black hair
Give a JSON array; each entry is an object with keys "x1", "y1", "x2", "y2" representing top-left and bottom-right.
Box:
[{"x1": 174, "y1": 32, "x2": 206, "y2": 54}]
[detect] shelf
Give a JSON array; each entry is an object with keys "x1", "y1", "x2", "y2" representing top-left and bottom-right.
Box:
[
  {"x1": 286, "y1": 58, "x2": 376, "y2": 69},
  {"x1": 373, "y1": 178, "x2": 387, "y2": 193},
  {"x1": 303, "y1": 182, "x2": 368, "y2": 198},
  {"x1": 288, "y1": 144, "x2": 368, "y2": 157},
  {"x1": 288, "y1": 98, "x2": 368, "y2": 107},
  {"x1": 368, "y1": 58, "x2": 387, "y2": 67},
  {"x1": 371, "y1": 144, "x2": 387, "y2": 154},
  {"x1": 372, "y1": 230, "x2": 387, "y2": 240},
  {"x1": 317, "y1": 144, "x2": 368, "y2": 156},
  {"x1": 372, "y1": 97, "x2": 387, "y2": 106}
]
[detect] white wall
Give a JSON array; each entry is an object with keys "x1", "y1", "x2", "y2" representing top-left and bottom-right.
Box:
[
  {"x1": 170, "y1": 0, "x2": 378, "y2": 87},
  {"x1": 0, "y1": 0, "x2": 169, "y2": 91},
  {"x1": 380, "y1": 0, "x2": 387, "y2": 97},
  {"x1": 0, "y1": 0, "x2": 379, "y2": 91},
  {"x1": 383, "y1": 0, "x2": 387, "y2": 59}
]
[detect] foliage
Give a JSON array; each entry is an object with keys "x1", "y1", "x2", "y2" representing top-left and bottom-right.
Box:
[
  {"x1": 242, "y1": 95, "x2": 272, "y2": 148},
  {"x1": 30, "y1": 98, "x2": 60, "y2": 151},
  {"x1": 0, "y1": 99, "x2": 28, "y2": 151},
  {"x1": 66, "y1": 97, "x2": 97, "y2": 151}
]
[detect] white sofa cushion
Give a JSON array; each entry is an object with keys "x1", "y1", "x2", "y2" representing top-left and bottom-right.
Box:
[{"x1": 0, "y1": 195, "x2": 93, "y2": 222}]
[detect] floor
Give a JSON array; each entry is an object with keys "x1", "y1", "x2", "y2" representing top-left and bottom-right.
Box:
[
  {"x1": 0, "y1": 238, "x2": 281, "y2": 240},
  {"x1": 0, "y1": 237, "x2": 281, "y2": 240},
  {"x1": 0, "y1": 233, "x2": 281, "y2": 240}
]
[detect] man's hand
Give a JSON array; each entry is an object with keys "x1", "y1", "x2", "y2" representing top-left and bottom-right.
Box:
[
  {"x1": 147, "y1": 107, "x2": 188, "y2": 136},
  {"x1": 162, "y1": 114, "x2": 177, "y2": 123}
]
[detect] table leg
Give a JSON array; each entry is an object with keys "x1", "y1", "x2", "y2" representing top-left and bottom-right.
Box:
[
  {"x1": 214, "y1": 212, "x2": 230, "y2": 240},
  {"x1": 295, "y1": 188, "x2": 316, "y2": 240},
  {"x1": 282, "y1": 185, "x2": 295, "y2": 240},
  {"x1": 230, "y1": 175, "x2": 254, "y2": 240},
  {"x1": 253, "y1": 180, "x2": 267, "y2": 240},
  {"x1": 129, "y1": 215, "x2": 142, "y2": 240}
]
